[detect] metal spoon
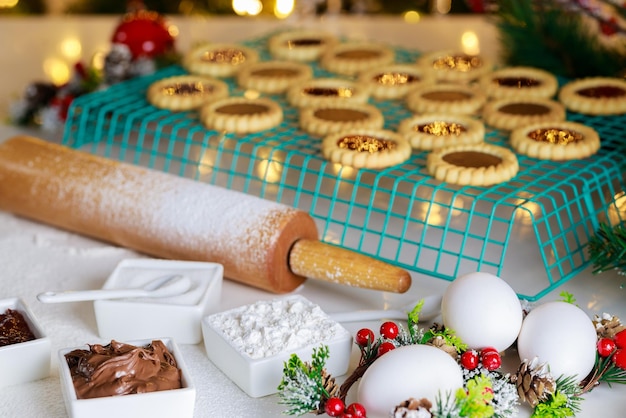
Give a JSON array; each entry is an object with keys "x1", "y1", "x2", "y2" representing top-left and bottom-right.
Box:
[
  {"x1": 329, "y1": 293, "x2": 442, "y2": 323},
  {"x1": 37, "y1": 274, "x2": 192, "y2": 303}
]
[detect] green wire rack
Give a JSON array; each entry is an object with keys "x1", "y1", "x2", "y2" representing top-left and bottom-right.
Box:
[{"x1": 62, "y1": 35, "x2": 626, "y2": 301}]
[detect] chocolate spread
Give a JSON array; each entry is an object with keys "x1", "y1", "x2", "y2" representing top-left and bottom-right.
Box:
[
  {"x1": 65, "y1": 340, "x2": 182, "y2": 399},
  {"x1": 0, "y1": 308, "x2": 36, "y2": 347}
]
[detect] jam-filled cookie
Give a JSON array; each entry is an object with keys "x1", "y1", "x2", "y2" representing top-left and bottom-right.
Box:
[
  {"x1": 417, "y1": 49, "x2": 493, "y2": 83},
  {"x1": 287, "y1": 77, "x2": 369, "y2": 108},
  {"x1": 321, "y1": 128, "x2": 412, "y2": 169},
  {"x1": 427, "y1": 143, "x2": 519, "y2": 186},
  {"x1": 299, "y1": 102, "x2": 384, "y2": 136},
  {"x1": 320, "y1": 42, "x2": 395, "y2": 76},
  {"x1": 405, "y1": 83, "x2": 487, "y2": 115},
  {"x1": 268, "y1": 29, "x2": 338, "y2": 62},
  {"x1": 200, "y1": 96, "x2": 283, "y2": 134},
  {"x1": 558, "y1": 77, "x2": 626, "y2": 115},
  {"x1": 357, "y1": 64, "x2": 436, "y2": 100},
  {"x1": 237, "y1": 60, "x2": 313, "y2": 94},
  {"x1": 482, "y1": 98, "x2": 566, "y2": 131},
  {"x1": 509, "y1": 121, "x2": 601, "y2": 161},
  {"x1": 147, "y1": 75, "x2": 229, "y2": 111},
  {"x1": 478, "y1": 66, "x2": 559, "y2": 99},
  {"x1": 183, "y1": 43, "x2": 259, "y2": 78},
  {"x1": 397, "y1": 113, "x2": 485, "y2": 150}
]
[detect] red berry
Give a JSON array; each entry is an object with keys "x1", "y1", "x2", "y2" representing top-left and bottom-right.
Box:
[
  {"x1": 460, "y1": 350, "x2": 479, "y2": 370},
  {"x1": 481, "y1": 346, "x2": 499, "y2": 355},
  {"x1": 355, "y1": 328, "x2": 375, "y2": 346},
  {"x1": 614, "y1": 329, "x2": 626, "y2": 349},
  {"x1": 340, "y1": 414, "x2": 354, "y2": 418},
  {"x1": 324, "y1": 397, "x2": 345, "y2": 417},
  {"x1": 345, "y1": 402, "x2": 367, "y2": 418},
  {"x1": 597, "y1": 338, "x2": 617, "y2": 357},
  {"x1": 377, "y1": 341, "x2": 396, "y2": 356},
  {"x1": 481, "y1": 350, "x2": 502, "y2": 371},
  {"x1": 380, "y1": 321, "x2": 399, "y2": 340},
  {"x1": 612, "y1": 349, "x2": 626, "y2": 370}
]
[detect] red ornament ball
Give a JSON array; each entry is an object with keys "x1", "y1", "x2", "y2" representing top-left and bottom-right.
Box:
[
  {"x1": 345, "y1": 402, "x2": 367, "y2": 418},
  {"x1": 355, "y1": 328, "x2": 375, "y2": 346},
  {"x1": 614, "y1": 329, "x2": 626, "y2": 349},
  {"x1": 377, "y1": 341, "x2": 396, "y2": 357},
  {"x1": 111, "y1": 10, "x2": 175, "y2": 59},
  {"x1": 460, "y1": 350, "x2": 479, "y2": 370},
  {"x1": 380, "y1": 321, "x2": 399, "y2": 340},
  {"x1": 324, "y1": 397, "x2": 346, "y2": 417},
  {"x1": 480, "y1": 349, "x2": 502, "y2": 371},
  {"x1": 597, "y1": 338, "x2": 617, "y2": 357}
]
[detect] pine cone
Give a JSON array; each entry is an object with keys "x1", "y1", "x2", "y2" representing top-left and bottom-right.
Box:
[
  {"x1": 392, "y1": 397, "x2": 433, "y2": 418},
  {"x1": 593, "y1": 313, "x2": 625, "y2": 339},
  {"x1": 511, "y1": 358, "x2": 556, "y2": 407},
  {"x1": 316, "y1": 369, "x2": 340, "y2": 414},
  {"x1": 427, "y1": 335, "x2": 458, "y2": 359}
]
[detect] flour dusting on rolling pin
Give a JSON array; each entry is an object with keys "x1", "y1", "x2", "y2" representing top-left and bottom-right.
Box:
[{"x1": 0, "y1": 136, "x2": 410, "y2": 293}]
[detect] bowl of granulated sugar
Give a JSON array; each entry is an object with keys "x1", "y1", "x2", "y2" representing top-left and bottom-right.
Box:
[{"x1": 201, "y1": 294, "x2": 352, "y2": 398}]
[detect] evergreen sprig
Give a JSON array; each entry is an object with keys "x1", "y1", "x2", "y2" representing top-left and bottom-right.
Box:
[{"x1": 588, "y1": 222, "x2": 626, "y2": 275}]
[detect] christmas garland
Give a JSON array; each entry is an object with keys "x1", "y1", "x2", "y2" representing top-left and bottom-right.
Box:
[{"x1": 277, "y1": 294, "x2": 626, "y2": 418}]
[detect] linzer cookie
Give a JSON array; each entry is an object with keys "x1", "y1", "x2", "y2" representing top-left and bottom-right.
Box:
[
  {"x1": 287, "y1": 77, "x2": 369, "y2": 108},
  {"x1": 321, "y1": 128, "x2": 412, "y2": 169},
  {"x1": 357, "y1": 64, "x2": 435, "y2": 100},
  {"x1": 479, "y1": 66, "x2": 559, "y2": 99},
  {"x1": 405, "y1": 83, "x2": 487, "y2": 115},
  {"x1": 268, "y1": 29, "x2": 338, "y2": 62},
  {"x1": 183, "y1": 43, "x2": 258, "y2": 78},
  {"x1": 200, "y1": 96, "x2": 283, "y2": 134},
  {"x1": 237, "y1": 60, "x2": 313, "y2": 94},
  {"x1": 482, "y1": 98, "x2": 566, "y2": 131},
  {"x1": 147, "y1": 75, "x2": 229, "y2": 111},
  {"x1": 299, "y1": 102, "x2": 384, "y2": 136},
  {"x1": 320, "y1": 42, "x2": 395, "y2": 76},
  {"x1": 417, "y1": 49, "x2": 493, "y2": 83},
  {"x1": 558, "y1": 77, "x2": 626, "y2": 115},
  {"x1": 397, "y1": 113, "x2": 485, "y2": 150},
  {"x1": 510, "y1": 121, "x2": 601, "y2": 160},
  {"x1": 427, "y1": 143, "x2": 519, "y2": 186}
]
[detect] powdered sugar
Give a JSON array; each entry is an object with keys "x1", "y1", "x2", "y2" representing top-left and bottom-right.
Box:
[{"x1": 207, "y1": 295, "x2": 348, "y2": 359}]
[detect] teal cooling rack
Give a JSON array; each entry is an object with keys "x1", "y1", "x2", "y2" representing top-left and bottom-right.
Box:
[{"x1": 62, "y1": 36, "x2": 626, "y2": 300}]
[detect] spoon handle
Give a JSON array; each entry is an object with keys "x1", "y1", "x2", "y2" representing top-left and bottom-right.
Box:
[{"x1": 37, "y1": 288, "x2": 148, "y2": 303}]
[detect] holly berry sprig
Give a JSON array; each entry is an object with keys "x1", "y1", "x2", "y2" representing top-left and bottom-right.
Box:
[
  {"x1": 323, "y1": 398, "x2": 367, "y2": 418},
  {"x1": 581, "y1": 328, "x2": 626, "y2": 392}
]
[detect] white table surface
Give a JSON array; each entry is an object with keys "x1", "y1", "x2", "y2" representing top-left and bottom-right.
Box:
[{"x1": 0, "y1": 15, "x2": 625, "y2": 418}]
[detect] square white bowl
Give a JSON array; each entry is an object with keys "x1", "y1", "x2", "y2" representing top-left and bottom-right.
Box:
[
  {"x1": 202, "y1": 294, "x2": 352, "y2": 398},
  {"x1": 0, "y1": 298, "x2": 51, "y2": 388},
  {"x1": 58, "y1": 337, "x2": 195, "y2": 418},
  {"x1": 94, "y1": 258, "x2": 223, "y2": 344}
]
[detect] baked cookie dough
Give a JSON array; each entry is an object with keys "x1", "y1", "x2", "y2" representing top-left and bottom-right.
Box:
[
  {"x1": 200, "y1": 96, "x2": 283, "y2": 134},
  {"x1": 268, "y1": 29, "x2": 338, "y2": 62},
  {"x1": 320, "y1": 42, "x2": 395, "y2": 76},
  {"x1": 417, "y1": 50, "x2": 493, "y2": 83},
  {"x1": 558, "y1": 77, "x2": 626, "y2": 115},
  {"x1": 147, "y1": 75, "x2": 229, "y2": 111},
  {"x1": 427, "y1": 143, "x2": 519, "y2": 186},
  {"x1": 299, "y1": 102, "x2": 384, "y2": 136},
  {"x1": 510, "y1": 121, "x2": 601, "y2": 161},
  {"x1": 482, "y1": 98, "x2": 566, "y2": 131},
  {"x1": 397, "y1": 113, "x2": 485, "y2": 150},
  {"x1": 287, "y1": 77, "x2": 369, "y2": 108},
  {"x1": 357, "y1": 64, "x2": 436, "y2": 100},
  {"x1": 237, "y1": 60, "x2": 313, "y2": 94},
  {"x1": 183, "y1": 43, "x2": 259, "y2": 78},
  {"x1": 405, "y1": 83, "x2": 487, "y2": 115},
  {"x1": 321, "y1": 128, "x2": 412, "y2": 169},
  {"x1": 478, "y1": 66, "x2": 559, "y2": 99}
]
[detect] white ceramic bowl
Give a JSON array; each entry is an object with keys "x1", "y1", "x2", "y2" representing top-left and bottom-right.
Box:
[
  {"x1": 0, "y1": 298, "x2": 51, "y2": 388},
  {"x1": 94, "y1": 258, "x2": 223, "y2": 344},
  {"x1": 58, "y1": 337, "x2": 195, "y2": 418},
  {"x1": 202, "y1": 294, "x2": 352, "y2": 398}
]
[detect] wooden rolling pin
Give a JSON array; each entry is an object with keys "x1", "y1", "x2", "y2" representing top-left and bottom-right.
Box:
[{"x1": 0, "y1": 136, "x2": 411, "y2": 294}]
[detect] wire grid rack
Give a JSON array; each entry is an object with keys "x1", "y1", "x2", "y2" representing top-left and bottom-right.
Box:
[{"x1": 62, "y1": 35, "x2": 626, "y2": 301}]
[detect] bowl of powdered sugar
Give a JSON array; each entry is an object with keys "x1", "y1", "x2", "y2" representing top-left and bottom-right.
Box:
[{"x1": 201, "y1": 294, "x2": 352, "y2": 397}]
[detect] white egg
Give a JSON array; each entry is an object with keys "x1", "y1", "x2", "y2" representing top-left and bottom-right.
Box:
[
  {"x1": 441, "y1": 271, "x2": 523, "y2": 352},
  {"x1": 357, "y1": 344, "x2": 463, "y2": 418},
  {"x1": 517, "y1": 301, "x2": 597, "y2": 382}
]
